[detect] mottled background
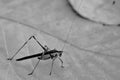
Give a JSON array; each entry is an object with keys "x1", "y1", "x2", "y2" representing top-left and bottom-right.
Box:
[
  {"x1": 69, "y1": 0, "x2": 120, "y2": 25},
  {"x1": 0, "y1": 0, "x2": 120, "y2": 80}
]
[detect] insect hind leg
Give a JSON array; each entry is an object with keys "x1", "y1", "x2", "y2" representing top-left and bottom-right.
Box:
[
  {"x1": 7, "y1": 36, "x2": 34, "y2": 61},
  {"x1": 32, "y1": 36, "x2": 48, "y2": 52}
]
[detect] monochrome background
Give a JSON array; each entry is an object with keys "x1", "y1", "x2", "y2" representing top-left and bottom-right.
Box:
[{"x1": 0, "y1": 0, "x2": 120, "y2": 80}]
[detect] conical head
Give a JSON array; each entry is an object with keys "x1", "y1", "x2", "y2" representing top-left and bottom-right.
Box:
[{"x1": 58, "y1": 51, "x2": 63, "y2": 57}]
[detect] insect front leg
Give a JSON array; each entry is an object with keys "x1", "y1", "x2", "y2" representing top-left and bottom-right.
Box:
[
  {"x1": 28, "y1": 59, "x2": 41, "y2": 75},
  {"x1": 58, "y1": 57, "x2": 64, "y2": 68},
  {"x1": 7, "y1": 36, "x2": 34, "y2": 60}
]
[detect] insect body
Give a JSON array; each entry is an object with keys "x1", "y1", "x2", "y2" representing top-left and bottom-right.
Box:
[
  {"x1": 7, "y1": 35, "x2": 64, "y2": 75},
  {"x1": 16, "y1": 49, "x2": 63, "y2": 61}
]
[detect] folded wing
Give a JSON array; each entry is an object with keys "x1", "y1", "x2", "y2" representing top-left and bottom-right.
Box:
[{"x1": 16, "y1": 52, "x2": 43, "y2": 61}]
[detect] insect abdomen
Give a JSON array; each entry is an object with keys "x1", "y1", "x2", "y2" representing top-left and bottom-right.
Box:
[{"x1": 38, "y1": 54, "x2": 51, "y2": 60}]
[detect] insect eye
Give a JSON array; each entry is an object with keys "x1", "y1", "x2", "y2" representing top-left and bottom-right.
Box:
[{"x1": 59, "y1": 53, "x2": 62, "y2": 57}]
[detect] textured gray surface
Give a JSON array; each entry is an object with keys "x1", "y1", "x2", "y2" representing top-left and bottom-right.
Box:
[
  {"x1": 68, "y1": 0, "x2": 120, "y2": 25},
  {"x1": 0, "y1": 0, "x2": 120, "y2": 80}
]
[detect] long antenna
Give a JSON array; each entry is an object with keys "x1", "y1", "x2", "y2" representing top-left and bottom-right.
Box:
[
  {"x1": 61, "y1": 18, "x2": 75, "y2": 51},
  {"x1": 61, "y1": 0, "x2": 84, "y2": 51}
]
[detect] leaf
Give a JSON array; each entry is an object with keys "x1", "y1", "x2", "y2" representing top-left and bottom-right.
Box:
[
  {"x1": 1, "y1": 22, "x2": 46, "y2": 79},
  {"x1": 68, "y1": 0, "x2": 120, "y2": 25},
  {"x1": 0, "y1": 0, "x2": 120, "y2": 80}
]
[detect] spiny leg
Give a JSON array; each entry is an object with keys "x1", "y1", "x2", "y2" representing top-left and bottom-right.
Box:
[
  {"x1": 58, "y1": 57, "x2": 64, "y2": 68},
  {"x1": 28, "y1": 59, "x2": 40, "y2": 75},
  {"x1": 32, "y1": 36, "x2": 49, "y2": 58},
  {"x1": 7, "y1": 36, "x2": 33, "y2": 60},
  {"x1": 49, "y1": 58, "x2": 56, "y2": 75},
  {"x1": 32, "y1": 36, "x2": 47, "y2": 52}
]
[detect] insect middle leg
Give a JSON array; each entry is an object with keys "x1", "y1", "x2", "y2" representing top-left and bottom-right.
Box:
[
  {"x1": 49, "y1": 58, "x2": 56, "y2": 75},
  {"x1": 28, "y1": 58, "x2": 41, "y2": 75}
]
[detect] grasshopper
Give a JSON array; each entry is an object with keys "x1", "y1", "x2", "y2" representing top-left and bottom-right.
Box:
[{"x1": 7, "y1": 35, "x2": 64, "y2": 75}]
